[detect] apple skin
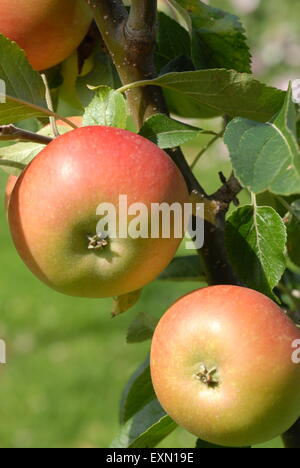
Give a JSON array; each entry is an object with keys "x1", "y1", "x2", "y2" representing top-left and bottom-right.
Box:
[
  {"x1": 8, "y1": 126, "x2": 189, "y2": 298},
  {"x1": 0, "y1": 0, "x2": 92, "y2": 70},
  {"x1": 150, "y1": 285, "x2": 300, "y2": 447},
  {"x1": 5, "y1": 175, "x2": 18, "y2": 212}
]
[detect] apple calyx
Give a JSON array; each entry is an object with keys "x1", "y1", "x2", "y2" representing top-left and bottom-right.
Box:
[
  {"x1": 196, "y1": 364, "x2": 219, "y2": 388},
  {"x1": 87, "y1": 233, "x2": 109, "y2": 251}
]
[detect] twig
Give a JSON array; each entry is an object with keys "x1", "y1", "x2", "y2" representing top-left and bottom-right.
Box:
[
  {"x1": 0, "y1": 125, "x2": 53, "y2": 145},
  {"x1": 199, "y1": 172, "x2": 242, "y2": 285},
  {"x1": 213, "y1": 172, "x2": 242, "y2": 207}
]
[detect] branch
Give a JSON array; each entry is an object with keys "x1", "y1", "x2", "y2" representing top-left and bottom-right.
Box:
[
  {"x1": 213, "y1": 172, "x2": 242, "y2": 206},
  {"x1": 200, "y1": 173, "x2": 242, "y2": 285},
  {"x1": 127, "y1": 0, "x2": 157, "y2": 38},
  {"x1": 0, "y1": 125, "x2": 53, "y2": 145},
  {"x1": 85, "y1": 0, "x2": 127, "y2": 33},
  {"x1": 282, "y1": 419, "x2": 300, "y2": 448}
]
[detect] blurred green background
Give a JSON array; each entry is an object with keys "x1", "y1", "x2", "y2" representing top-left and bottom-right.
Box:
[{"x1": 0, "y1": 0, "x2": 297, "y2": 448}]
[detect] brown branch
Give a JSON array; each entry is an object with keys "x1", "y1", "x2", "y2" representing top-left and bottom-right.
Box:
[
  {"x1": 0, "y1": 125, "x2": 53, "y2": 145},
  {"x1": 127, "y1": 0, "x2": 157, "y2": 38},
  {"x1": 85, "y1": 0, "x2": 128, "y2": 32},
  {"x1": 213, "y1": 172, "x2": 242, "y2": 206},
  {"x1": 199, "y1": 172, "x2": 242, "y2": 285},
  {"x1": 86, "y1": 0, "x2": 164, "y2": 128}
]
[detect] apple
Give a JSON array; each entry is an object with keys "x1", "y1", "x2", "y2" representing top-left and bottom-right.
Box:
[
  {"x1": 8, "y1": 126, "x2": 189, "y2": 298},
  {"x1": 0, "y1": 0, "x2": 92, "y2": 70},
  {"x1": 150, "y1": 285, "x2": 300, "y2": 447}
]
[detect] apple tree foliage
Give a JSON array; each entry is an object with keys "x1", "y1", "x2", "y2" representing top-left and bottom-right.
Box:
[{"x1": 0, "y1": 0, "x2": 300, "y2": 448}]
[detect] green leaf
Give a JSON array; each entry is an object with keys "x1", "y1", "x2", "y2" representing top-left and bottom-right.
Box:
[
  {"x1": 224, "y1": 86, "x2": 300, "y2": 195},
  {"x1": 225, "y1": 205, "x2": 287, "y2": 298},
  {"x1": 119, "y1": 69, "x2": 285, "y2": 122},
  {"x1": 156, "y1": 13, "x2": 191, "y2": 70},
  {"x1": 139, "y1": 114, "x2": 204, "y2": 148},
  {"x1": 0, "y1": 35, "x2": 49, "y2": 124},
  {"x1": 112, "y1": 399, "x2": 176, "y2": 448},
  {"x1": 165, "y1": 0, "x2": 193, "y2": 36},
  {"x1": 82, "y1": 86, "x2": 127, "y2": 129},
  {"x1": 112, "y1": 289, "x2": 142, "y2": 317},
  {"x1": 177, "y1": 0, "x2": 251, "y2": 73},
  {"x1": 126, "y1": 313, "x2": 158, "y2": 344},
  {"x1": 120, "y1": 356, "x2": 156, "y2": 424},
  {"x1": 158, "y1": 255, "x2": 206, "y2": 282}
]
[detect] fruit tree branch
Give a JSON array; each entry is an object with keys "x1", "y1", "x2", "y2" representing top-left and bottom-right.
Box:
[
  {"x1": 86, "y1": 0, "x2": 165, "y2": 128},
  {"x1": 127, "y1": 0, "x2": 157, "y2": 38},
  {"x1": 197, "y1": 172, "x2": 242, "y2": 285},
  {"x1": 85, "y1": 0, "x2": 128, "y2": 32},
  {"x1": 0, "y1": 125, "x2": 53, "y2": 145}
]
